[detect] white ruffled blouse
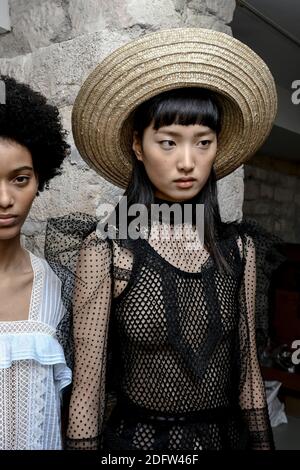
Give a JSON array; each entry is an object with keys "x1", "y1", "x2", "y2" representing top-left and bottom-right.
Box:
[{"x1": 0, "y1": 251, "x2": 72, "y2": 450}]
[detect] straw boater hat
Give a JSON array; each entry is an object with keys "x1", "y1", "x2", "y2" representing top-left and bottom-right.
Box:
[{"x1": 72, "y1": 28, "x2": 277, "y2": 188}]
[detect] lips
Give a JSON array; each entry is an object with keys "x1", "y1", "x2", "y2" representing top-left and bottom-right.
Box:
[
  {"x1": 174, "y1": 177, "x2": 196, "y2": 189},
  {"x1": 0, "y1": 215, "x2": 18, "y2": 227},
  {"x1": 0, "y1": 214, "x2": 17, "y2": 219},
  {"x1": 174, "y1": 177, "x2": 196, "y2": 182}
]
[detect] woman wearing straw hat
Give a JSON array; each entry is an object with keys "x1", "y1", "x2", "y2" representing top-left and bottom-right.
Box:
[{"x1": 45, "y1": 28, "x2": 277, "y2": 450}]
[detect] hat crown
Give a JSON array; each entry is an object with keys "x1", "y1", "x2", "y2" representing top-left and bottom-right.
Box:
[{"x1": 72, "y1": 27, "x2": 277, "y2": 188}]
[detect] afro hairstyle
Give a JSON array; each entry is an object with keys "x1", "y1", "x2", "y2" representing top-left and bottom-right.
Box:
[{"x1": 0, "y1": 75, "x2": 70, "y2": 192}]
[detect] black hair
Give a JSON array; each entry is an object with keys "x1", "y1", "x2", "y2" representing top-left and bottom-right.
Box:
[
  {"x1": 123, "y1": 87, "x2": 233, "y2": 275},
  {"x1": 0, "y1": 75, "x2": 70, "y2": 192},
  {"x1": 133, "y1": 87, "x2": 222, "y2": 138}
]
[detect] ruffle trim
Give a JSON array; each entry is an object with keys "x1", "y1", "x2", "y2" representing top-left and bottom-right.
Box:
[{"x1": 0, "y1": 333, "x2": 72, "y2": 390}]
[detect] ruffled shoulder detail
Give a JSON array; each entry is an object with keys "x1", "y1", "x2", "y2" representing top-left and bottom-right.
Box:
[
  {"x1": 0, "y1": 332, "x2": 72, "y2": 391},
  {"x1": 44, "y1": 212, "x2": 112, "y2": 370},
  {"x1": 45, "y1": 212, "x2": 99, "y2": 276}
]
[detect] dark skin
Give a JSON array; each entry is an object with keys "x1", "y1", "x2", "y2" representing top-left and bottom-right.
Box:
[
  {"x1": 0, "y1": 75, "x2": 69, "y2": 193},
  {"x1": 0, "y1": 139, "x2": 38, "y2": 321},
  {"x1": 0, "y1": 75, "x2": 68, "y2": 318},
  {"x1": 0, "y1": 75, "x2": 70, "y2": 445}
]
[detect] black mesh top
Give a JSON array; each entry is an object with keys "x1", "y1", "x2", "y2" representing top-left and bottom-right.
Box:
[{"x1": 44, "y1": 210, "x2": 281, "y2": 451}]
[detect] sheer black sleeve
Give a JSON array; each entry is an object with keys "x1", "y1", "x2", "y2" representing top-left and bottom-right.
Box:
[
  {"x1": 45, "y1": 213, "x2": 113, "y2": 450},
  {"x1": 238, "y1": 233, "x2": 275, "y2": 450}
]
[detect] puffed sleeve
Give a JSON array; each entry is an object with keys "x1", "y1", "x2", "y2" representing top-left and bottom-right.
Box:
[
  {"x1": 238, "y1": 233, "x2": 275, "y2": 450},
  {"x1": 65, "y1": 231, "x2": 112, "y2": 450},
  {"x1": 44, "y1": 213, "x2": 112, "y2": 450}
]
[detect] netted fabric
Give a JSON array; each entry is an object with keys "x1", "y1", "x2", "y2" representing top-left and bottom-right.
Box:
[
  {"x1": 45, "y1": 213, "x2": 99, "y2": 371},
  {"x1": 44, "y1": 212, "x2": 279, "y2": 450}
]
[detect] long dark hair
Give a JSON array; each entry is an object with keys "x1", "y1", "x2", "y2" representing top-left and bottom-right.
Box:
[{"x1": 121, "y1": 87, "x2": 233, "y2": 275}]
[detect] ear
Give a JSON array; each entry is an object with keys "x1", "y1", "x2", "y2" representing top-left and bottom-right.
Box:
[{"x1": 132, "y1": 131, "x2": 143, "y2": 161}]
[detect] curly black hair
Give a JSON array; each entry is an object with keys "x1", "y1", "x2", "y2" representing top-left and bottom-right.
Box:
[{"x1": 0, "y1": 75, "x2": 70, "y2": 192}]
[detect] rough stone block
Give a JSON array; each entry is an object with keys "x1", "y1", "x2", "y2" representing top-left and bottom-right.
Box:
[
  {"x1": 260, "y1": 183, "x2": 274, "y2": 200},
  {"x1": 0, "y1": 29, "x2": 138, "y2": 107},
  {"x1": 243, "y1": 200, "x2": 272, "y2": 217},
  {"x1": 187, "y1": 0, "x2": 235, "y2": 22},
  {"x1": 244, "y1": 179, "x2": 260, "y2": 200},
  {"x1": 243, "y1": 200, "x2": 256, "y2": 215},
  {"x1": 204, "y1": 0, "x2": 236, "y2": 23},
  {"x1": 22, "y1": 219, "x2": 46, "y2": 237},
  {"x1": 273, "y1": 202, "x2": 295, "y2": 220},
  {"x1": 217, "y1": 165, "x2": 244, "y2": 222},
  {"x1": 278, "y1": 173, "x2": 299, "y2": 190},
  {"x1": 123, "y1": 0, "x2": 181, "y2": 28},
  {"x1": 257, "y1": 201, "x2": 272, "y2": 215},
  {"x1": 24, "y1": 233, "x2": 46, "y2": 258},
  {"x1": 67, "y1": 0, "x2": 106, "y2": 35},
  {"x1": 58, "y1": 105, "x2": 90, "y2": 169},
  {"x1": 0, "y1": 0, "x2": 236, "y2": 60},
  {"x1": 274, "y1": 187, "x2": 293, "y2": 203},
  {"x1": 28, "y1": 158, "x2": 123, "y2": 222},
  {"x1": 185, "y1": 12, "x2": 232, "y2": 33},
  {"x1": 264, "y1": 168, "x2": 281, "y2": 185},
  {"x1": 245, "y1": 165, "x2": 271, "y2": 182},
  {"x1": 0, "y1": 0, "x2": 71, "y2": 58},
  {"x1": 253, "y1": 166, "x2": 269, "y2": 181}
]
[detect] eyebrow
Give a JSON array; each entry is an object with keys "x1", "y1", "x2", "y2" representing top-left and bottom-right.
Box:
[
  {"x1": 11, "y1": 166, "x2": 34, "y2": 172},
  {"x1": 155, "y1": 129, "x2": 215, "y2": 137}
]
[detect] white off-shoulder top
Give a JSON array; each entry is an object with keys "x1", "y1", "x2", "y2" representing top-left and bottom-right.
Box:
[{"x1": 0, "y1": 251, "x2": 72, "y2": 450}]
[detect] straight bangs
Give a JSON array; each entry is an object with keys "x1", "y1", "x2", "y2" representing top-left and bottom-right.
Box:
[{"x1": 133, "y1": 87, "x2": 222, "y2": 137}]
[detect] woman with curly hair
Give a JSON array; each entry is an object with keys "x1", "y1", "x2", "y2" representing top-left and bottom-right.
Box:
[{"x1": 0, "y1": 75, "x2": 71, "y2": 449}]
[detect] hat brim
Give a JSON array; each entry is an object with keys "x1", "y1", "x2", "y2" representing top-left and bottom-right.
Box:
[{"x1": 72, "y1": 28, "x2": 277, "y2": 188}]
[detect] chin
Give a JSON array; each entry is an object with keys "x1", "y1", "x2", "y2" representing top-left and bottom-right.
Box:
[
  {"x1": 180, "y1": 192, "x2": 197, "y2": 200},
  {"x1": 0, "y1": 226, "x2": 21, "y2": 241},
  {"x1": 174, "y1": 189, "x2": 200, "y2": 201}
]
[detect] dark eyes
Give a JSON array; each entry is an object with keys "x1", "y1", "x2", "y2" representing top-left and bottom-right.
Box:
[
  {"x1": 14, "y1": 176, "x2": 30, "y2": 185},
  {"x1": 199, "y1": 140, "x2": 211, "y2": 147},
  {"x1": 159, "y1": 140, "x2": 176, "y2": 149},
  {"x1": 159, "y1": 140, "x2": 212, "y2": 149}
]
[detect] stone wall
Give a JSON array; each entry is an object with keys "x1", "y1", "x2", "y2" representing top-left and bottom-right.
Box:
[
  {"x1": 0, "y1": 0, "x2": 239, "y2": 255},
  {"x1": 244, "y1": 164, "x2": 300, "y2": 243}
]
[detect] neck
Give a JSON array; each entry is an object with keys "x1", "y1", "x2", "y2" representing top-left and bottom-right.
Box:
[
  {"x1": 152, "y1": 195, "x2": 200, "y2": 225},
  {"x1": 153, "y1": 195, "x2": 199, "y2": 205},
  {"x1": 0, "y1": 236, "x2": 27, "y2": 273}
]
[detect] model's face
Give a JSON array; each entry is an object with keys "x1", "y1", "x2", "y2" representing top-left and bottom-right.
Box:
[
  {"x1": 0, "y1": 139, "x2": 38, "y2": 241},
  {"x1": 133, "y1": 123, "x2": 217, "y2": 202}
]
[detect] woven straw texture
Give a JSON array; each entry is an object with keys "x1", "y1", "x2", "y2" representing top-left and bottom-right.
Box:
[{"x1": 72, "y1": 28, "x2": 277, "y2": 188}]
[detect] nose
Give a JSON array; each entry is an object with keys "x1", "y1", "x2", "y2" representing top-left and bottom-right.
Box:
[
  {"x1": 0, "y1": 182, "x2": 14, "y2": 209},
  {"x1": 177, "y1": 144, "x2": 195, "y2": 173}
]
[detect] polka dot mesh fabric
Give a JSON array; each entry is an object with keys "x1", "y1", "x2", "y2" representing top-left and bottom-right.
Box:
[{"x1": 45, "y1": 212, "x2": 284, "y2": 450}]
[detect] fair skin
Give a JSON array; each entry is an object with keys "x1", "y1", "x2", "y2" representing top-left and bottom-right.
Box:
[
  {"x1": 133, "y1": 123, "x2": 217, "y2": 202},
  {"x1": 0, "y1": 139, "x2": 39, "y2": 321}
]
